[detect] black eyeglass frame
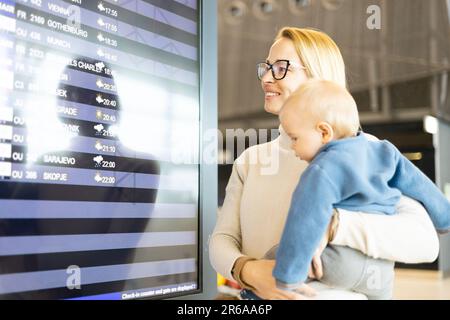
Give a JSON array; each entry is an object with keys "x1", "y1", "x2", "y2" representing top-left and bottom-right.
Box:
[{"x1": 256, "y1": 59, "x2": 305, "y2": 81}]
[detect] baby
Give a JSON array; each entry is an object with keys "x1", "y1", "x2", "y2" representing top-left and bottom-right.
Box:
[{"x1": 272, "y1": 79, "x2": 450, "y2": 294}]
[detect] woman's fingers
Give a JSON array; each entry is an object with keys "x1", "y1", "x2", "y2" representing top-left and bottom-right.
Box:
[
  {"x1": 254, "y1": 290, "x2": 284, "y2": 300},
  {"x1": 252, "y1": 290, "x2": 268, "y2": 300}
]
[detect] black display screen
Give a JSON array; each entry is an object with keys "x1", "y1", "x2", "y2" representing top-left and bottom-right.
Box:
[{"x1": 0, "y1": 0, "x2": 200, "y2": 300}]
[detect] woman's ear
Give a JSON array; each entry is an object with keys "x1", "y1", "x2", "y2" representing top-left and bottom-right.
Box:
[{"x1": 316, "y1": 122, "x2": 334, "y2": 143}]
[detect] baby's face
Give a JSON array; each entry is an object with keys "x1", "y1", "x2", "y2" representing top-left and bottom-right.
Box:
[{"x1": 280, "y1": 106, "x2": 324, "y2": 163}]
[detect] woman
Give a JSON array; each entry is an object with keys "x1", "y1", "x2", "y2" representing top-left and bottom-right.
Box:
[{"x1": 209, "y1": 27, "x2": 440, "y2": 300}]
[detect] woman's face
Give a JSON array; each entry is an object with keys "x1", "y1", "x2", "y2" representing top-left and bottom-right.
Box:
[{"x1": 261, "y1": 38, "x2": 309, "y2": 115}]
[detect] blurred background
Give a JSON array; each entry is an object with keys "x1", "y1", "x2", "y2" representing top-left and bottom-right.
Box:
[{"x1": 216, "y1": 0, "x2": 450, "y2": 299}]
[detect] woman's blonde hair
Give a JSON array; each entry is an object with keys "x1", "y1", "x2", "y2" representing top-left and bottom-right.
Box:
[{"x1": 276, "y1": 27, "x2": 347, "y2": 88}]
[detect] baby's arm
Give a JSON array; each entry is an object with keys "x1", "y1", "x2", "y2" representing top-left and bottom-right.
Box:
[{"x1": 273, "y1": 165, "x2": 340, "y2": 288}]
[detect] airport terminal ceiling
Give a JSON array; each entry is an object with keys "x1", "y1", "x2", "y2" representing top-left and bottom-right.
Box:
[{"x1": 218, "y1": 0, "x2": 450, "y2": 129}]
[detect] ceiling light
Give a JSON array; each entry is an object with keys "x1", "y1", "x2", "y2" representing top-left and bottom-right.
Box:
[
  {"x1": 224, "y1": 0, "x2": 248, "y2": 25},
  {"x1": 288, "y1": 0, "x2": 312, "y2": 14},
  {"x1": 321, "y1": 0, "x2": 344, "y2": 11},
  {"x1": 424, "y1": 115, "x2": 438, "y2": 135},
  {"x1": 253, "y1": 0, "x2": 279, "y2": 20}
]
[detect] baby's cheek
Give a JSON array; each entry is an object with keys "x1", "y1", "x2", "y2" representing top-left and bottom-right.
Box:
[{"x1": 289, "y1": 141, "x2": 296, "y2": 150}]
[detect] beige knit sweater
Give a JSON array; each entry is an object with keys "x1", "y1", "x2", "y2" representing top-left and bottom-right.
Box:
[{"x1": 209, "y1": 127, "x2": 440, "y2": 281}]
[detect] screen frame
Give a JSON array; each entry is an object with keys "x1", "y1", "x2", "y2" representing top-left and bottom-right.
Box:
[
  {"x1": 0, "y1": 0, "x2": 217, "y2": 300},
  {"x1": 169, "y1": 0, "x2": 218, "y2": 300}
]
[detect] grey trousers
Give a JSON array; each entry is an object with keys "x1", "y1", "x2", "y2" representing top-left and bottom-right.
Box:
[{"x1": 265, "y1": 245, "x2": 395, "y2": 300}]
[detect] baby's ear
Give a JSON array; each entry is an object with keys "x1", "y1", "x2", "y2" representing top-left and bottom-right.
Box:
[{"x1": 316, "y1": 122, "x2": 334, "y2": 143}]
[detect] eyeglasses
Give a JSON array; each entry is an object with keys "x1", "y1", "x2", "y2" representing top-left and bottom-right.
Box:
[{"x1": 256, "y1": 60, "x2": 306, "y2": 81}]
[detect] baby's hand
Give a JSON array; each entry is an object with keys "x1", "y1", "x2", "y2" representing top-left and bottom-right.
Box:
[
  {"x1": 308, "y1": 212, "x2": 339, "y2": 279},
  {"x1": 294, "y1": 283, "x2": 317, "y2": 298},
  {"x1": 308, "y1": 252, "x2": 323, "y2": 280},
  {"x1": 308, "y1": 231, "x2": 328, "y2": 280},
  {"x1": 273, "y1": 279, "x2": 317, "y2": 300}
]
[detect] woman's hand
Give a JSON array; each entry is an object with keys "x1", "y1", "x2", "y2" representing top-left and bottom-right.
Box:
[{"x1": 241, "y1": 259, "x2": 316, "y2": 300}]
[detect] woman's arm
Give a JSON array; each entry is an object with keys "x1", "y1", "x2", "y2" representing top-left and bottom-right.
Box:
[
  {"x1": 208, "y1": 154, "x2": 310, "y2": 300},
  {"x1": 331, "y1": 196, "x2": 440, "y2": 263},
  {"x1": 209, "y1": 155, "x2": 248, "y2": 280}
]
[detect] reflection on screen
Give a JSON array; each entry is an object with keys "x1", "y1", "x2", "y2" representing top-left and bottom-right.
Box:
[{"x1": 0, "y1": 0, "x2": 200, "y2": 300}]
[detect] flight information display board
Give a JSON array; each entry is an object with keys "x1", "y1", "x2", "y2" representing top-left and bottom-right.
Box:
[{"x1": 0, "y1": 0, "x2": 200, "y2": 300}]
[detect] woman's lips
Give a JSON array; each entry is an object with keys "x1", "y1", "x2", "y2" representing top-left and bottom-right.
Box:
[{"x1": 265, "y1": 92, "x2": 281, "y2": 100}]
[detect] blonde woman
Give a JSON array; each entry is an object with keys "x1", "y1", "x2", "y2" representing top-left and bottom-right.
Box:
[{"x1": 209, "y1": 27, "x2": 440, "y2": 300}]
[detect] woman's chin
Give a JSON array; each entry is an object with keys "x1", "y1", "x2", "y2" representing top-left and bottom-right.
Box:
[{"x1": 264, "y1": 103, "x2": 282, "y2": 115}]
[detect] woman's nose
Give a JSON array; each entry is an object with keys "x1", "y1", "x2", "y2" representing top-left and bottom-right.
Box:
[{"x1": 261, "y1": 69, "x2": 275, "y2": 83}]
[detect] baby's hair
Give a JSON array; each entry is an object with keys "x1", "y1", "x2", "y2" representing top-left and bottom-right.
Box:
[{"x1": 284, "y1": 79, "x2": 360, "y2": 139}]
